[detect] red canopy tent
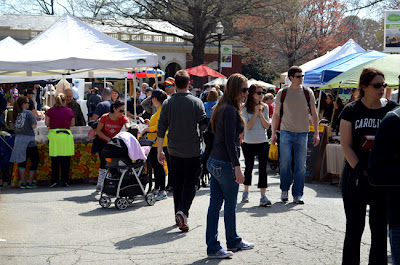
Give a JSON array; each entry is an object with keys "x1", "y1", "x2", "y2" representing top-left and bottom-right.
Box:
[{"x1": 184, "y1": 64, "x2": 226, "y2": 78}]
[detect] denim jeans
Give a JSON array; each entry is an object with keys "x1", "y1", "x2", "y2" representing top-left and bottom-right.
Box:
[
  {"x1": 279, "y1": 130, "x2": 308, "y2": 197},
  {"x1": 206, "y1": 157, "x2": 242, "y2": 254},
  {"x1": 390, "y1": 229, "x2": 400, "y2": 265}
]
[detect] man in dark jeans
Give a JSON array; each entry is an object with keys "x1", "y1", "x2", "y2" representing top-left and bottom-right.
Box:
[
  {"x1": 157, "y1": 70, "x2": 207, "y2": 231},
  {"x1": 369, "y1": 106, "x2": 400, "y2": 264}
]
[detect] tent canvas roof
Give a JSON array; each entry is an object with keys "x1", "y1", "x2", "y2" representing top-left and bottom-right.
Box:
[
  {"x1": 0, "y1": 36, "x2": 22, "y2": 55},
  {"x1": 303, "y1": 50, "x2": 388, "y2": 86},
  {"x1": 282, "y1": 39, "x2": 365, "y2": 85},
  {"x1": 320, "y1": 54, "x2": 400, "y2": 89},
  {"x1": 0, "y1": 14, "x2": 158, "y2": 75}
]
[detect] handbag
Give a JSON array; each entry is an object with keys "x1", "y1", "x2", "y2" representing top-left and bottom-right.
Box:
[
  {"x1": 268, "y1": 144, "x2": 278, "y2": 161},
  {"x1": 360, "y1": 135, "x2": 375, "y2": 151}
]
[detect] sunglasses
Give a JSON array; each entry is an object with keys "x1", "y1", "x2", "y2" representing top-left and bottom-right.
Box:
[
  {"x1": 118, "y1": 109, "x2": 125, "y2": 113},
  {"x1": 256, "y1": 91, "x2": 266, "y2": 95},
  {"x1": 24, "y1": 101, "x2": 29, "y2": 104},
  {"x1": 294, "y1": 75, "x2": 305, "y2": 78},
  {"x1": 370, "y1": 83, "x2": 387, "y2": 89},
  {"x1": 242, "y1": 87, "x2": 249, "y2": 93},
  {"x1": 166, "y1": 85, "x2": 174, "y2": 88}
]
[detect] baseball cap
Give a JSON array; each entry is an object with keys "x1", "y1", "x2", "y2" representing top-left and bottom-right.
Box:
[
  {"x1": 145, "y1": 87, "x2": 153, "y2": 93},
  {"x1": 163, "y1": 78, "x2": 175, "y2": 86}
]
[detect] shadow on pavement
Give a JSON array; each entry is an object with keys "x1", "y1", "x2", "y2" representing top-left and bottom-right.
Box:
[
  {"x1": 114, "y1": 225, "x2": 187, "y2": 249},
  {"x1": 236, "y1": 201, "x2": 297, "y2": 217},
  {"x1": 0, "y1": 183, "x2": 96, "y2": 194},
  {"x1": 63, "y1": 191, "x2": 98, "y2": 204},
  {"x1": 190, "y1": 257, "x2": 226, "y2": 264},
  {"x1": 79, "y1": 196, "x2": 156, "y2": 216}
]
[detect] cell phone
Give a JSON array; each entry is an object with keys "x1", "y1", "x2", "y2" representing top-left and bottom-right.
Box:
[{"x1": 138, "y1": 117, "x2": 145, "y2": 124}]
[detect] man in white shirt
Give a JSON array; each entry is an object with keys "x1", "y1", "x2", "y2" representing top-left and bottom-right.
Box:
[
  {"x1": 71, "y1": 83, "x2": 79, "y2": 100},
  {"x1": 390, "y1": 89, "x2": 399, "y2": 103}
]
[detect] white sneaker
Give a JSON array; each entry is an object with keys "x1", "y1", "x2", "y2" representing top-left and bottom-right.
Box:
[
  {"x1": 281, "y1": 191, "x2": 288, "y2": 202},
  {"x1": 156, "y1": 191, "x2": 167, "y2": 201},
  {"x1": 293, "y1": 196, "x2": 304, "y2": 204}
]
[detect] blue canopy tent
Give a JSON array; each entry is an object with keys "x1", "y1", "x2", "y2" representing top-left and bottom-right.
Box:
[{"x1": 303, "y1": 50, "x2": 388, "y2": 87}]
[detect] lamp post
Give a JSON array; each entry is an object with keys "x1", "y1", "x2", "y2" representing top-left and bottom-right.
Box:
[{"x1": 216, "y1": 22, "x2": 224, "y2": 73}]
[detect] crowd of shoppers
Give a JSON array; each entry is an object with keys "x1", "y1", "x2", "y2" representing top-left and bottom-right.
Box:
[{"x1": 1, "y1": 64, "x2": 399, "y2": 263}]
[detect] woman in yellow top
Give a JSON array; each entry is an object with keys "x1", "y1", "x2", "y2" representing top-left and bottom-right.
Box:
[{"x1": 142, "y1": 89, "x2": 168, "y2": 200}]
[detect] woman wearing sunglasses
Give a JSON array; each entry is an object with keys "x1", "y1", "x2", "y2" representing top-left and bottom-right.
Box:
[
  {"x1": 241, "y1": 84, "x2": 271, "y2": 206},
  {"x1": 9, "y1": 96, "x2": 39, "y2": 188},
  {"x1": 95, "y1": 100, "x2": 130, "y2": 191},
  {"x1": 206, "y1": 73, "x2": 254, "y2": 259},
  {"x1": 339, "y1": 67, "x2": 398, "y2": 264}
]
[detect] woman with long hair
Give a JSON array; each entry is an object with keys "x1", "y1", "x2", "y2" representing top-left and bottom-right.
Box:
[
  {"x1": 241, "y1": 84, "x2": 270, "y2": 205},
  {"x1": 141, "y1": 89, "x2": 169, "y2": 200},
  {"x1": 95, "y1": 100, "x2": 130, "y2": 191},
  {"x1": 340, "y1": 68, "x2": 398, "y2": 264},
  {"x1": 9, "y1": 96, "x2": 38, "y2": 188},
  {"x1": 45, "y1": 93, "x2": 75, "y2": 187},
  {"x1": 206, "y1": 73, "x2": 254, "y2": 259}
]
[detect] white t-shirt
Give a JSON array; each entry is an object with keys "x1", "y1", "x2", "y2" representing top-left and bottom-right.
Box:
[
  {"x1": 72, "y1": 86, "x2": 79, "y2": 100},
  {"x1": 390, "y1": 90, "x2": 399, "y2": 103}
]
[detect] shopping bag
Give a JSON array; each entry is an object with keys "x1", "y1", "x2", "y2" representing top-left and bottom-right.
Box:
[
  {"x1": 268, "y1": 144, "x2": 278, "y2": 161},
  {"x1": 88, "y1": 128, "x2": 96, "y2": 140}
]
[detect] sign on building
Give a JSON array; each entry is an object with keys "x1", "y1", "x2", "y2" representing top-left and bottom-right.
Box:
[
  {"x1": 384, "y1": 10, "x2": 400, "y2": 53},
  {"x1": 221, "y1": 45, "x2": 232, "y2": 68}
]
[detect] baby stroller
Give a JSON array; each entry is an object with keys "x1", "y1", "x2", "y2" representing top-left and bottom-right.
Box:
[{"x1": 99, "y1": 131, "x2": 155, "y2": 210}]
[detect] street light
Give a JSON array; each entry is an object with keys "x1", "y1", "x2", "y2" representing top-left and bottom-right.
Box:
[{"x1": 216, "y1": 22, "x2": 224, "y2": 73}]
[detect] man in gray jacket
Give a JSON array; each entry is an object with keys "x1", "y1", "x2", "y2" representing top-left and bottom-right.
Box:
[{"x1": 157, "y1": 70, "x2": 207, "y2": 232}]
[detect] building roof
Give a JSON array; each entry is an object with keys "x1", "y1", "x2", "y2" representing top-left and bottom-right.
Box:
[{"x1": 0, "y1": 14, "x2": 191, "y2": 37}]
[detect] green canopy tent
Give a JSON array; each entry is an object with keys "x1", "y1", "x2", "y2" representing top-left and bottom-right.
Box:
[{"x1": 320, "y1": 54, "x2": 400, "y2": 90}]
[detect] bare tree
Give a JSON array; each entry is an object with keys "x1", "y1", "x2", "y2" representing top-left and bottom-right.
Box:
[{"x1": 99, "y1": 0, "x2": 257, "y2": 67}]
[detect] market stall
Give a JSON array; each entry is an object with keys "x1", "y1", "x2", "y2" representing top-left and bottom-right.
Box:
[{"x1": 10, "y1": 126, "x2": 100, "y2": 187}]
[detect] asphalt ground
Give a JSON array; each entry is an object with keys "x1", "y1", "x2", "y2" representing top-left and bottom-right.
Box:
[{"x1": 0, "y1": 156, "x2": 392, "y2": 265}]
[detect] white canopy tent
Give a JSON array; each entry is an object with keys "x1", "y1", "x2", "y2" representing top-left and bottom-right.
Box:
[
  {"x1": 0, "y1": 36, "x2": 22, "y2": 56},
  {"x1": 204, "y1": 77, "x2": 227, "y2": 86},
  {"x1": 0, "y1": 14, "x2": 158, "y2": 121},
  {"x1": 281, "y1": 39, "x2": 365, "y2": 85},
  {"x1": 0, "y1": 14, "x2": 158, "y2": 74},
  {"x1": 247, "y1": 78, "x2": 275, "y2": 88}
]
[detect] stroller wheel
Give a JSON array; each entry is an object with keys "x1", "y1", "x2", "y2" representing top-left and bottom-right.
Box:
[
  {"x1": 145, "y1": 193, "x2": 156, "y2": 206},
  {"x1": 99, "y1": 196, "x2": 111, "y2": 208},
  {"x1": 270, "y1": 164, "x2": 278, "y2": 170},
  {"x1": 115, "y1": 198, "x2": 128, "y2": 210}
]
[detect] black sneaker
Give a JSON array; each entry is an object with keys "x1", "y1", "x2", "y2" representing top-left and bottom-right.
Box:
[{"x1": 20, "y1": 183, "x2": 28, "y2": 189}]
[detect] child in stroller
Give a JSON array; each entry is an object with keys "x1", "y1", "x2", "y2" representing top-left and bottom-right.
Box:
[{"x1": 99, "y1": 129, "x2": 155, "y2": 210}]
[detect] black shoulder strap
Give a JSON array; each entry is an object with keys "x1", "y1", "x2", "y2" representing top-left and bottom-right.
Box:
[
  {"x1": 279, "y1": 88, "x2": 288, "y2": 118},
  {"x1": 303, "y1": 87, "x2": 312, "y2": 116}
]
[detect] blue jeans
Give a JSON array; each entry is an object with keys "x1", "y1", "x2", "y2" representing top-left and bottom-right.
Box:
[
  {"x1": 206, "y1": 157, "x2": 241, "y2": 254},
  {"x1": 390, "y1": 229, "x2": 400, "y2": 265},
  {"x1": 279, "y1": 130, "x2": 308, "y2": 197}
]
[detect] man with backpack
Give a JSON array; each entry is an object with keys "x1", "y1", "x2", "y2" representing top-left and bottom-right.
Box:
[{"x1": 271, "y1": 66, "x2": 320, "y2": 204}]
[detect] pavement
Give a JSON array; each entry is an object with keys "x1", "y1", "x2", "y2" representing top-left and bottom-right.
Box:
[{"x1": 0, "y1": 156, "x2": 391, "y2": 265}]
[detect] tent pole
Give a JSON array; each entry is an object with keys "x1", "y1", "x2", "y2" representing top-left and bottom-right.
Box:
[
  {"x1": 125, "y1": 77, "x2": 128, "y2": 116},
  {"x1": 134, "y1": 72, "x2": 137, "y2": 123},
  {"x1": 398, "y1": 75, "x2": 400, "y2": 103},
  {"x1": 104, "y1": 77, "x2": 106, "y2": 88}
]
